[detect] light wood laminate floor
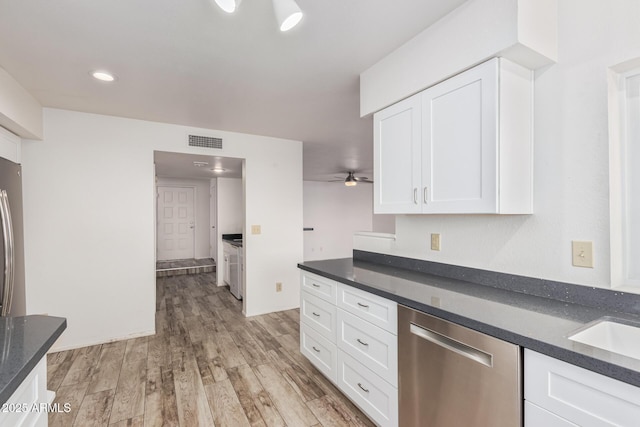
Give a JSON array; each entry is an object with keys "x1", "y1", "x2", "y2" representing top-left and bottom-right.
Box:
[{"x1": 47, "y1": 273, "x2": 375, "y2": 427}]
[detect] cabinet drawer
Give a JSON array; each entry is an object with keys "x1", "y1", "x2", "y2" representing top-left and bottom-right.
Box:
[
  {"x1": 525, "y1": 401, "x2": 578, "y2": 427},
  {"x1": 337, "y1": 309, "x2": 397, "y2": 387},
  {"x1": 301, "y1": 291, "x2": 337, "y2": 343},
  {"x1": 337, "y1": 283, "x2": 397, "y2": 334},
  {"x1": 301, "y1": 271, "x2": 337, "y2": 304},
  {"x1": 525, "y1": 350, "x2": 640, "y2": 427},
  {"x1": 337, "y1": 350, "x2": 398, "y2": 427},
  {"x1": 300, "y1": 323, "x2": 337, "y2": 383}
]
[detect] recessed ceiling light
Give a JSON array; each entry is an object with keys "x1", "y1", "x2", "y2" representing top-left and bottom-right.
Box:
[
  {"x1": 91, "y1": 70, "x2": 116, "y2": 82},
  {"x1": 211, "y1": 167, "x2": 226, "y2": 173},
  {"x1": 193, "y1": 161, "x2": 209, "y2": 167}
]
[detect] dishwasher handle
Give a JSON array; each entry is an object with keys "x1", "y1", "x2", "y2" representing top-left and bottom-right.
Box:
[{"x1": 410, "y1": 323, "x2": 493, "y2": 367}]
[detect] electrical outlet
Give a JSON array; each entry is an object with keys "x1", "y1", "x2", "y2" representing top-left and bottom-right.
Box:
[
  {"x1": 276, "y1": 282, "x2": 282, "y2": 292},
  {"x1": 572, "y1": 241, "x2": 594, "y2": 268},
  {"x1": 251, "y1": 225, "x2": 261, "y2": 235},
  {"x1": 431, "y1": 233, "x2": 441, "y2": 251}
]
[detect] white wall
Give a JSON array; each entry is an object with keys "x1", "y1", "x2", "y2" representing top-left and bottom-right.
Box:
[
  {"x1": 360, "y1": 0, "x2": 558, "y2": 116},
  {"x1": 356, "y1": 0, "x2": 640, "y2": 290},
  {"x1": 0, "y1": 67, "x2": 43, "y2": 139},
  {"x1": 373, "y1": 213, "x2": 395, "y2": 234},
  {"x1": 217, "y1": 177, "x2": 243, "y2": 235},
  {"x1": 156, "y1": 177, "x2": 211, "y2": 259},
  {"x1": 303, "y1": 181, "x2": 372, "y2": 261},
  {"x1": 216, "y1": 177, "x2": 243, "y2": 286},
  {"x1": 21, "y1": 108, "x2": 303, "y2": 351},
  {"x1": 0, "y1": 126, "x2": 20, "y2": 163}
]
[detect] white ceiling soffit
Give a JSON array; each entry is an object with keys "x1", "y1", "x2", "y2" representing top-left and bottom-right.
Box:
[
  {"x1": 154, "y1": 151, "x2": 243, "y2": 180},
  {"x1": 0, "y1": 0, "x2": 467, "y2": 181}
]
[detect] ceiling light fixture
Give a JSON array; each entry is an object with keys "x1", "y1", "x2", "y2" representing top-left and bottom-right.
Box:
[
  {"x1": 214, "y1": 0, "x2": 241, "y2": 13},
  {"x1": 211, "y1": 0, "x2": 303, "y2": 32},
  {"x1": 91, "y1": 70, "x2": 116, "y2": 82},
  {"x1": 193, "y1": 161, "x2": 209, "y2": 167},
  {"x1": 344, "y1": 172, "x2": 358, "y2": 187},
  {"x1": 272, "y1": 0, "x2": 303, "y2": 32},
  {"x1": 211, "y1": 167, "x2": 226, "y2": 173}
]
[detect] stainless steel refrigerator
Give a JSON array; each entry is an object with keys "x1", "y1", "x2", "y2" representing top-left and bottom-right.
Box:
[{"x1": 0, "y1": 156, "x2": 26, "y2": 317}]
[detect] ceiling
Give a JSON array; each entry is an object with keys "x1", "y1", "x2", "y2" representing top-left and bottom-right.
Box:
[
  {"x1": 0, "y1": 0, "x2": 466, "y2": 181},
  {"x1": 154, "y1": 151, "x2": 243, "y2": 179}
]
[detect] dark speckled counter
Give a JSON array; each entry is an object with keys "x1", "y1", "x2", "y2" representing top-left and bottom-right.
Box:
[
  {"x1": 222, "y1": 233, "x2": 243, "y2": 248},
  {"x1": 298, "y1": 257, "x2": 640, "y2": 388},
  {"x1": 0, "y1": 315, "x2": 67, "y2": 404}
]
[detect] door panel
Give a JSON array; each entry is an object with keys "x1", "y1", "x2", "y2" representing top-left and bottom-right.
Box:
[
  {"x1": 157, "y1": 186, "x2": 195, "y2": 260},
  {"x1": 422, "y1": 59, "x2": 498, "y2": 213},
  {"x1": 373, "y1": 94, "x2": 422, "y2": 214}
]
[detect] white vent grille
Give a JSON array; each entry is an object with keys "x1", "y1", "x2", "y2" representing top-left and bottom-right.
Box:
[{"x1": 189, "y1": 135, "x2": 223, "y2": 149}]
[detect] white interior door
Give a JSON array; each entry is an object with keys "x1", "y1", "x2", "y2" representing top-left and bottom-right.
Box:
[{"x1": 157, "y1": 186, "x2": 195, "y2": 261}]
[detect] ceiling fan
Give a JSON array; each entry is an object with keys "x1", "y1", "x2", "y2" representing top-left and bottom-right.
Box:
[{"x1": 330, "y1": 171, "x2": 373, "y2": 187}]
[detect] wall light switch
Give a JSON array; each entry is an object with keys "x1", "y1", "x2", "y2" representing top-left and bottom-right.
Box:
[
  {"x1": 251, "y1": 225, "x2": 261, "y2": 235},
  {"x1": 572, "y1": 241, "x2": 593, "y2": 268},
  {"x1": 431, "y1": 233, "x2": 441, "y2": 251}
]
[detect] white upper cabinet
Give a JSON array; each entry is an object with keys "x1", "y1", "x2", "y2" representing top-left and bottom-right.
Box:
[
  {"x1": 373, "y1": 94, "x2": 422, "y2": 214},
  {"x1": 422, "y1": 59, "x2": 497, "y2": 213},
  {"x1": 373, "y1": 58, "x2": 533, "y2": 215}
]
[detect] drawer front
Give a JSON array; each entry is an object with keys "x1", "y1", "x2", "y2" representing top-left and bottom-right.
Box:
[
  {"x1": 338, "y1": 283, "x2": 397, "y2": 334},
  {"x1": 300, "y1": 323, "x2": 337, "y2": 383},
  {"x1": 525, "y1": 401, "x2": 578, "y2": 427},
  {"x1": 301, "y1": 271, "x2": 337, "y2": 304},
  {"x1": 337, "y1": 350, "x2": 398, "y2": 427},
  {"x1": 525, "y1": 349, "x2": 640, "y2": 427},
  {"x1": 301, "y1": 291, "x2": 337, "y2": 343},
  {"x1": 337, "y1": 309, "x2": 397, "y2": 387}
]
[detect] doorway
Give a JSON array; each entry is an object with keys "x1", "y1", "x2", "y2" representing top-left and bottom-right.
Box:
[{"x1": 153, "y1": 151, "x2": 244, "y2": 288}]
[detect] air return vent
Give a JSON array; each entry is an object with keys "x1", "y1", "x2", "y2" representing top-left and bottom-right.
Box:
[{"x1": 188, "y1": 135, "x2": 223, "y2": 149}]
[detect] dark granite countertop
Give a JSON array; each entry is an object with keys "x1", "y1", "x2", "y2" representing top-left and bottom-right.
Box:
[
  {"x1": 0, "y1": 315, "x2": 67, "y2": 404},
  {"x1": 222, "y1": 233, "x2": 243, "y2": 248},
  {"x1": 298, "y1": 257, "x2": 640, "y2": 388}
]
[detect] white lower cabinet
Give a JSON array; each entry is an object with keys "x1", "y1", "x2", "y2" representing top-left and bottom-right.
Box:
[
  {"x1": 524, "y1": 349, "x2": 640, "y2": 427},
  {"x1": 337, "y1": 309, "x2": 397, "y2": 387},
  {"x1": 301, "y1": 292, "x2": 337, "y2": 342},
  {"x1": 525, "y1": 401, "x2": 578, "y2": 427},
  {"x1": 300, "y1": 271, "x2": 398, "y2": 427},
  {"x1": 337, "y1": 283, "x2": 397, "y2": 334},
  {"x1": 300, "y1": 322, "x2": 338, "y2": 383},
  {"x1": 337, "y1": 351, "x2": 398, "y2": 427},
  {"x1": 0, "y1": 357, "x2": 51, "y2": 427}
]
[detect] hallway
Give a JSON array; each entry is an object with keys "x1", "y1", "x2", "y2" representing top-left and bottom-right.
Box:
[{"x1": 46, "y1": 273, "x2": 373, "y2": 426}]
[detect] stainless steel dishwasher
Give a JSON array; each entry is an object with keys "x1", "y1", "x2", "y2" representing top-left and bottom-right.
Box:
[{"x1": 398, "y1": 305, "x2": 522, "y2": 427}]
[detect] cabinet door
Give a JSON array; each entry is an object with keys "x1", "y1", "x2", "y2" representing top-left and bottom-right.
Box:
[
  {"x1": 525, "y1": 349, "x2": 640, "y2": 427},
  {"x1": 373, "y1": 94, "x2": 422, "y2": 214},
  {"x1": 422, "y1": 59, "x2": 498, "y2": 213}
]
